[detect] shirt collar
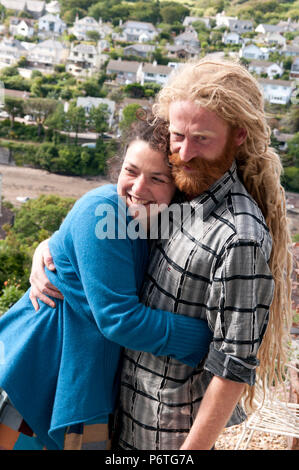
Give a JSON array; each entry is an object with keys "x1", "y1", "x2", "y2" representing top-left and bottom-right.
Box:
[{"x1": 188, "y1": 160, "x2": 238, "y2": 220}]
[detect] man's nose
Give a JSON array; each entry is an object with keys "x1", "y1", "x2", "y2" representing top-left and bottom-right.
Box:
[{"x1": 177, "y1": 139, "x2": 197, "y2": 163}]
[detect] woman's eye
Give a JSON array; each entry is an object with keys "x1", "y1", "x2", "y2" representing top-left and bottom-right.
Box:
[
  {"x1": 125, "y1": 168, "x2": 136, "y2": 175},
  {"x1": 152, "y1": 177, "x2": 166, "y2": 183}
]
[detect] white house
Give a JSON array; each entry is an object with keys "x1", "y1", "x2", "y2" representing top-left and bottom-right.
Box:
[
  {"x1": 77, "y1": 96, "x2": 115, "y2": 128},
  {"x1": 123, "y1": 44, "x2": 155, "y2": 59},
  {"x1": 215, "y1": 12, "x2": 237, "y2": 28},
  {"x1": 38, "y1": 13, "x2": 66, "y2": 36},
  {"x1": 66, "y1": 43, "x2": 106, "y2": 77},
  {"x1": 0, "y1": 38, "x2": 27, "y2": 67},
  {"x1": 140, "y1": 62, "x2": 172, "y2": 86},
  {"x1": 174, "y1": 29, "x2": 200, "y2": 51},
  {"x1": 290, "y1": 57, "x2": 299, "y2": 79},
  {"x1": 27, "y1": 39, "x2": 69, "y2": 68},
  {"x1": 45, "y1": 0, "x2": 60, "y2": 15},
  {"x1": 272, "y1": 128, "x2": 294, "y2": 151},
  {"x1": 0, "y1": 0, "x2": 45, "y2": 18},
  {"x1": 255, "y1": 23, "x2": 282, "y2": 35},
  {"x1": 166, "y1": 43, "x2": 198, "y2": 60},
  {"x1": 239, "y1": 43, "x2": 270, "y2": 60},
  {"x1": 183, "y1": 16, "x2": 210, "y2": 29},
  {"x1": 222, "y1": 31, "x2": 240, "y2": 45},
  {"x1": 121, "y1": 21, "x2": 158, "y2": 42},
  {"x1": 25, "y1": 0, "x2": 45, "y2": 18},
  {"x1": 9, "y1": 17, "x2": 35, "y2": 38},
  {"x1": 228, "y1": 19, "x2": 253, "y2": 34},
  {"x1": 72, "y1": 16, "x2": 107, "y2": 41},
  {"x1": 248, "y1": 60, "x2": 283, "y2": 79},
  {"x1": 265, "y1": 32, "x2": 286, "y2": 48},
  {"x1": 258, "y1": 78, "x2": 295, "y2": 105},
  {"x1": 281, "y1": 44, "x2": 299, "y2": 57},
  {"x1": 106, "y1": 59, "x2": 143, "y2": 85}
]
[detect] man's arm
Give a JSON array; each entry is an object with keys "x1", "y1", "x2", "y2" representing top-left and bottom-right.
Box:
[{"x1": 180, "y1": 376, "x2": 245, "y2": 450}]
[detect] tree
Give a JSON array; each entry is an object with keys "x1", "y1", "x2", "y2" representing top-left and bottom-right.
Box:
[
  {"x1": 119, "y1": 103, "x2": 142, "y2": 133},
  {"x1": 123, "y1": 83, "x2": 145, "y2": 98},
  {"x1": 3, "y1": 96, "x2": 24, "y2": 128},
  {"x1": 287, "y1": 132, "x2": 299, "y2": 167},
  {"x1": 65, "y1": 103, "x2": 86, "y2": 145},
  {"x1": 88, "y1": 104, "x2": 109, "y2": 137},
  {"x1": 86, "y1": 30, "x2": 100, "y2": 42},
  {"x1": 23, "y1": 98, "x2": 58, "y2": 137},
  {"x1": 160, "y1": 2, "x2": 189, "y2": 24},
  {"x1": 44, "y1": 102, "x2": 67, "y2": 143}
]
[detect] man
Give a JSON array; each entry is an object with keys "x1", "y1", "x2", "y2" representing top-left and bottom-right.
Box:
[
  {"x1": 30, "y1": 59, "x2": 292, "y2": 450},
  {"x1": 113, "y1": 59, "x2": 292, "y2": 450}
]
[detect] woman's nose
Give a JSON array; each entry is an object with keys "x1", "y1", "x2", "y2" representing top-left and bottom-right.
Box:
[{"x1": 132, "y1": 175, "x2": 147, "y2": 195}]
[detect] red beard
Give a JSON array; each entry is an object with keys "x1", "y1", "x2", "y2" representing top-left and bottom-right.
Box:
[{"x1": 169, "y1": 140, "x2": 237, "y2": 199}]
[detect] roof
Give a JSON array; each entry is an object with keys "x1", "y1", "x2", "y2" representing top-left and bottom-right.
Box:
[
  {"x1": 71, "y1": 43, "x2": 97, "y2": 53},
  {"x1": 124, "y1": 44, "x2": 155, "y2": 53},
  {"x1": 122, "y1": 21, "x2": 156, "y2": 32},
  {"x1": 175, "y1": 31, "x2": 199, "y2": 41},
  {"x1": 249, "y1": 60, "x2": 279, "y2": 68},
  {"x1": 39, "y1": 13, "x2": 65, "y2": 23},
  {"x1": 107, "y1": 59, "x2": 141, "y2": 73},
  {"x1": 76, "y1": 16, "x2": 99, "y2": 25},
  {"x1": 26, "y1": 0, "x2": 45, "y2": 12},
  {"x1": 34, "y1": 39, "x2": 66, "y2": 50},
  {"x1": 256, "y1": 23, "x2": 281, "y2": 33},
  {"x1": 143, "y1": 63, "x2": 172, "y2": 74},
  {"x1": 258, "y1": 78, "x2": 295, "y2": 87},
  {"x1": 77, "y1": 96, "x2": 115, "y2": 113},
  {"x1": 10, "y1": 17, "x2": 35, "y2": 26},
  {"x1": 228, "y1": 19, "x2": 253, "y2": 27}
]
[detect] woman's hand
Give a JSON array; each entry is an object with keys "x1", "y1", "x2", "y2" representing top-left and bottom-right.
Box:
[{"x1": 29, "y1": 239, "x2": 64, "y2": 311}]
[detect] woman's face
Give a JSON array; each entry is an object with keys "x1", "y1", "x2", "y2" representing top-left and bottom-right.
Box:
[{"x1": 117, "y1": 140, "x2": 176, "y2": 222}]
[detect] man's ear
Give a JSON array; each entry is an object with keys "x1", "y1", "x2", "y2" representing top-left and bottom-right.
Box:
[{"x1": 234, "y1": 128, "x2": 247, "y2": 147}]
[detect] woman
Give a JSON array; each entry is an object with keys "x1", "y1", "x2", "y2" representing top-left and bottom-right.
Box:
[{"x1": 0, "y1": 118, "x2": 212, "y2": 451}]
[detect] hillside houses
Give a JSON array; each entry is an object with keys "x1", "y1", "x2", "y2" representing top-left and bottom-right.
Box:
[
  {"x1": 290, "y1": 58, "x2": 299, "y2": 79},
  {"x1": 0, "y1": 0, "x2": 46, "y2": 18},
  {"x1": 76, "y1": 96, "x2": 115, "y2": 128},
  {"x1": 140, "y1": 63, "x2": 172, "y2": 86},
  {"x1": 66, "y1": 42, "x2": 107, "y2": 77},
  {"x1": 239, "y1": 43, "x2": 270, "y2": 60},
  {"x1": 0, "y1": 6, "x2": 297, "y2": 121},
  {"x1": 106, "y1": 59, "x2": 143, "y2": 85},
  {"x1": 258, "y1": 78, "x2": 295, "y2": 105},
  {"x1": 38, "y1": 13, "x2": 66, "y2": 37},
  {"x1": 0, "y1": 37, "x2": 27, "y2": 67},
  {"x1": 123, "y1": 44, "x2": 155, "y2": 59},
  {"x1": 9, "y1": 18, "x2": 35, "y2": 38},
  {"x1": 26, "y1": 39, "x2": 69, "y2": 69},
  {"x1": 248, "y1": 60, "x2": 284, "y2": 79},
  {"x1": 120, "y1": 21, "x2": 158, "y2": 42}
]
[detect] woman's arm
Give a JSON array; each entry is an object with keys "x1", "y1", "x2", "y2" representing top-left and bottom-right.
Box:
[{"x1": 30, "y1": 195, "x2": 212, "y2": 366}]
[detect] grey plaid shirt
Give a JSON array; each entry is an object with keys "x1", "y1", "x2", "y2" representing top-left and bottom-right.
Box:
[{"x1": 115, "y1": 161, "x2": 274, "y2": 450}]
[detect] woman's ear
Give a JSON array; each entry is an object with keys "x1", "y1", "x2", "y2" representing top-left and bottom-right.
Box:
[{"x1": 234, "y1": 128, "x2": 247, "y2": 147}]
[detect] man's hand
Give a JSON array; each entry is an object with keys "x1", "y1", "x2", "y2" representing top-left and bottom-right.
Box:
[{"x1": 29, "y1": 238, "x2": 64, "y2": 311}]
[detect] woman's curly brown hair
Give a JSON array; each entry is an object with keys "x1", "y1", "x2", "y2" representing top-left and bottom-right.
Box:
[{"x1": 108, "y1": 108, "x2": 170, "y2": 182}]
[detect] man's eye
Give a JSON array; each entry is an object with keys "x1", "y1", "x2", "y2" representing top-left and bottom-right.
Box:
[{"x1": 172, "y1": 133, "x2": 183, "y2": 140}]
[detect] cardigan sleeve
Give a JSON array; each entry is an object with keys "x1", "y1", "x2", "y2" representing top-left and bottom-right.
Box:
[{"x1": 52, "y1": 192, "x2": 212, "y2": 366}]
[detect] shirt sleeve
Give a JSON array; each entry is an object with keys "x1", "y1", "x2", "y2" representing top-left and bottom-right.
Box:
[
  {"x1": 204, "y1": 240, "x2": 275, "y2": 385},
  {"x1": 53, "y1": 194, "x2": 212, "y2": 366}
]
